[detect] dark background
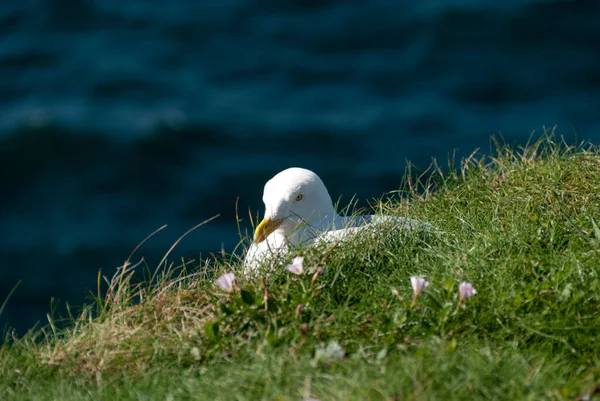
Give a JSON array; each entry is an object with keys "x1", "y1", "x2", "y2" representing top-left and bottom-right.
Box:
[{"x1": 1, "y1": 0, "x2": 599, "y2": 334}]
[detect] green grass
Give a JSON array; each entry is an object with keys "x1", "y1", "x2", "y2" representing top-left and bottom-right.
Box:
[{"x1": 2, "y1": 135, "x2": 600, "y2": 400}]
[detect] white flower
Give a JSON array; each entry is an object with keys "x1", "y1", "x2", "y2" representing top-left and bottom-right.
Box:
[
  {"x1": 324, "y1": 340, "x2": 345, "y2": 360},
  {"x1": 215, "y1": 272, "x2": 236, "y2": 293},
  {"x1": 410, "y1": 276, "x2": 430, "y2": 297},
  {"x1": 285, "y1": 256, "x2": 305, "y2": 275},
  {"x1": 314, "y1": 340, "x2": 345, "y2": 362},
  {"x1": 459, "y1": 281, "x2": 477, "y2": 300}
]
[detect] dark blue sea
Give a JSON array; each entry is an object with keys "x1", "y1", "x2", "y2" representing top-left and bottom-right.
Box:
[{"x1": 1, "y1": 0, "x2": 599, "y2": 333}]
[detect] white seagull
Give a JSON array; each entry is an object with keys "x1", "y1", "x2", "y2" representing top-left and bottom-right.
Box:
[{"x1": 243, "y1": 167, "x2": 431, "y2": 274}]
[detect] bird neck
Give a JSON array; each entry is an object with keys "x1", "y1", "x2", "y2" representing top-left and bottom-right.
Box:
[{"x1": 280, "y1": 208, "x2": 340, "y2": 246}]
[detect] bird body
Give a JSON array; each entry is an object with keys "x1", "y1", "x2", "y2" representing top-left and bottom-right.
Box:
[{"x1": 243, "y1": 167, "x2": 431, "y2": 275}]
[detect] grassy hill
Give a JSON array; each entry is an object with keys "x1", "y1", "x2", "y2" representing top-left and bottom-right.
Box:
[{"x1": 2, "y1": 136, "x2": 600, "y2": 400}]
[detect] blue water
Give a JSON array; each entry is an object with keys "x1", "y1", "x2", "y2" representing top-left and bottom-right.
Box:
[{"x1": 1, "y1": 0, "x2": 599, "y2": 333}]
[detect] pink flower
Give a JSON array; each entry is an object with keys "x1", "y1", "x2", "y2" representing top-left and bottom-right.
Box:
[
  {"x1": 410, "y1": 276, "x2": 430, "y2": 297},
  {"x1": 215, "y1": 272, "x2": 236, "y2": 293},
  {"x1": 459, "y1": 282, "x2": 477, "y2": 300},
  {"x1": 285, "y1": 256, "x2": 305, "y2": 275}
]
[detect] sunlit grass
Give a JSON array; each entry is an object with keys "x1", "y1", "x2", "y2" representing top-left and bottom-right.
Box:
[{"x1": 2, "y1": 133, "x2": 600, "y2": 400}]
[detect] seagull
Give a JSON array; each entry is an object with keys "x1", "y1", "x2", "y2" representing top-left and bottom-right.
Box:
[{"x1": 243, "y1": 167, "x2": 431, "y2": 274}]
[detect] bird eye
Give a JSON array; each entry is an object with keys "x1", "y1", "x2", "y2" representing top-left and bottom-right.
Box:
[{"x1": 295, "y1": 194, "x2": 304, "y2": 201}]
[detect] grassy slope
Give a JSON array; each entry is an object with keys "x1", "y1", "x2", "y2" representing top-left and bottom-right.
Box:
[{"x1": 2, "y1": 137, "x2": 600, "y2": 400}]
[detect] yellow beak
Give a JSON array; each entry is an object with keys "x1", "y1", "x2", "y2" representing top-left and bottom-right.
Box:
[{"x1": 254, "y1": 217, "x2": 284, "y2": 243}]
